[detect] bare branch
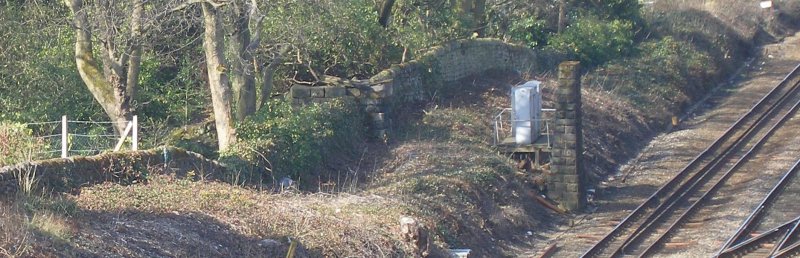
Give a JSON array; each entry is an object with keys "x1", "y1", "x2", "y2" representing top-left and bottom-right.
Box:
[{"x1": 169, "y1": 0, "x2": 230, "y2": 13}]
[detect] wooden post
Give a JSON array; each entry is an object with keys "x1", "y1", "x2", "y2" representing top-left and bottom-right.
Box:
[
  {"x1": 132, "y1": 115, "x2": 138, "y2": 150},
  {"x1": 114, "y1": 121, "x2": 134, "y2": 152},
  {"x1": 61, "y1": 115, "x2": 68, "y2": 158}
]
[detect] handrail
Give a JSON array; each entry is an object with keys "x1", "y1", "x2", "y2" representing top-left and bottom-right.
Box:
[{"x1": 493, "y1": 108, "x2": 554, "y2": 146}]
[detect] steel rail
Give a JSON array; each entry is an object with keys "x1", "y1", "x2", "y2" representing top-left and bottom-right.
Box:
[
  {"x1": 582, "y1": 63, "x2": 800, "y2": 257},
  {"x1": 719, "y1": 217, "x2": 800, "y2": 257},
  {"x1": 640, "y1": 91, "x2": 800, "y2": 256},
  {"x1": 717, "y1": 158, "x2": 800, "y2": 255},
  {"x1": 774, "y1": 238, "x2": 800, "y2": 257},
  {"x1": 772, "y1": 218, "x2": 800, "y2": 257}
]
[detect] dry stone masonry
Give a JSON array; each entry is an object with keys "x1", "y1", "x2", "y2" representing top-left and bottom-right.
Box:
[
  {"x1": 288, "y1": 40, "x2": 586, "y2": 212},
  {"x1": 0, "y1": 147, "x2": 226, "y2": 194},
  {"x1": 548, "y1": 61, "x2": 586, "y2": 212},
  {"x1": 289, "y1": 38, "x2": 546, "y2": 138}
]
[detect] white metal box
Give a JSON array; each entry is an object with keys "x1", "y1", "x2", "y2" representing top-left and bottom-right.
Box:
[{"x1": 511, "y1": 81, "x2": 542, "y2": 144}]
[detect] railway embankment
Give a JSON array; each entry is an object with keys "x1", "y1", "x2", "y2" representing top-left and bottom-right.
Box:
[{"x1": 536, "y1": 10, "x2": 800, "y2": 258}]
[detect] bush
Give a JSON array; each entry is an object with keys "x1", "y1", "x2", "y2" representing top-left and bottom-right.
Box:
[
  {"x1": 0, "y1": 122, "x2": 49, "y2": 166},
  {"x1": 224, "y1": 98, "x2": 365, "y2": 187},
  {"x1": 548, "y1": 15, "x2": 635, "y2": 66},
  {"x1": 584, "y1": 36, "x2": 713, "y2": 116},
  {"x1": 507, "y1": 16, "x2": 551, "y2": 48}
]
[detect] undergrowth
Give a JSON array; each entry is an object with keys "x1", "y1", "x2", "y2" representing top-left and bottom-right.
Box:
[
  {"x1": 224, "y1": 98, "x2": 366, "y2": 188},
  {"x1": 0, "y1": 122, "x2": 48, "y2": 167}
]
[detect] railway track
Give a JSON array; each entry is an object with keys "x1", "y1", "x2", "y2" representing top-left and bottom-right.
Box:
[
  {"x1": 716, "y1": 159, "x2": 800, "y2": 258},
  {"x1": 582, "y1": 64, "x2": 800, "y2": 257}
]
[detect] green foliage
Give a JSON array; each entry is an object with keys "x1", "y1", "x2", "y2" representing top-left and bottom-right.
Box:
[
  {"x1": 262, "y1": 0, "x2": 400, "y2": 79},
  {"x1": 260, "y1": 0, "x2": 473, "y2": 80},
  {"x1": 585, "y1": 36, "x2": 713, "y2": 114},
  {"x1": 647, "y1": 9, "x2": 750, "y2": 75},
  {"x1": 548, "y1": 15, "x2": 635, "y2": 66},
  {"x1": 578, "y1": 0, "x2": 643, "y2": 26},
  {"x1": 224, "y1": 98, "x2": 365, "y2": 186},
  {"x1": 0, "y1": 122, "x2": 49, "y2": 166},
  {"x1": 0, "y1": 4, "x2": 103, "y2": 123},
  {"x1": 385, "y1": 0, "x2": 472, "y2": 57},
  {"x1": 507, "y1": 17, "x2": 550, "y2": 48},
  {"x1": 137, "y1": 54, "x2": 209, "y2": 127}
]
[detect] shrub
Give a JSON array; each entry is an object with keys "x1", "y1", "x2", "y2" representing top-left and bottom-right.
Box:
[
  {"x1": 507, "y1": 16, "x2": 551, "y2": 48},
  {"x1": 0, "y1": 122, "x2": 49, "y2": 166},
  {"x1": 584, "y1": 36, "x2": 713, "y2": 116},
  {"x1": 548, "y1": 15, "x2": 635, "y2": 66},
  {"x1": 224, "y1": 98, "x2": 365, "y2": 187}
]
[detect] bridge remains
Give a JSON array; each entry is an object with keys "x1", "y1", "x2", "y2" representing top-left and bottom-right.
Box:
[{"x1": 289, "y1": 39, "x2": 585, "y2": 211}]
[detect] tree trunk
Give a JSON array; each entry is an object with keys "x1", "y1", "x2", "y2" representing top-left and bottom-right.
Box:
[
  {"x1": 473, "y1": 0, "x2": 486, "y2": 36},
  {"x1": 201, "y1": 2, "x2": 237, "y2": 151},
  {"x1": 229, "y1": 2, "x2": 257, "y2": 121},
  {"x1": 558, "y1": 0, "x2": 566, "y2": 34},
  {"x1": 126, "y1": 0, "x2": 144, "y2": 103},
  {"x1": 64, "y1": 0, "x2": 131, "y2": 134},
  {"x1": 259, "y1": 45, "x2": 289, "y2": 108},
  {"x1": 379, "y1": 0, "x2": 396, "y2": 27}
]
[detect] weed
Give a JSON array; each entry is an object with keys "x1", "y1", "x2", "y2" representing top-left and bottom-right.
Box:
[{"x1": 26, "y1": 211, "x2": 72, "y2": 241}]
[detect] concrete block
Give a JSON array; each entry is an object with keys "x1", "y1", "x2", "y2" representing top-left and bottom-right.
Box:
[
  {"x1": 325, "y1": 86, "x2": 347, "y2": 97},
  {"x1": 290, "y1": 85, "x2": 311, "y2": 99},
  {"x1": 370, "y1": 112, "x2": 386, "y2": 125},
  {"x1": 310, "y1": 87, "x2": 325, "y2": 98},
  {"x1": 556, "y1": 103, "x2": 579, "y2": 111},
  {"x1": 364, "y1": 104, "x2": 380, "y2": 113},
  {"x1": 566, "y1": 183, "x2": 580, "y2": 192},
  {"x1": 559, "y1": 166, "x2": 578, "y2": 175},
  {"x1": 555, "y1": 119, "x2": 576, "y2": 126},
  {"x1": 556, "y1": 87, "x2": 577, "y2": 96},
  {"x1": 560, "y1": 134, "x2": 577, "y2": 142},
  {"x1": 372, "y1": 83, "x2": 393, "y2": 98},
  {"x1": 563, "y1": 175, "x2": 580, "y2": 184},
  {"x1": 561, "y1": 126, "x2": 577, "y2": 134},
  {"x1": 347, "y1": 87, "x2": 362, "y2": 97},
  {"x1": 361, "y1": 98, "x2": 380, "y2": 106}
]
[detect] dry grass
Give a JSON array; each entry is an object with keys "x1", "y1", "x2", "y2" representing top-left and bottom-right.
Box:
[
  {"x1": 0, "y1": 202, "x2": 33, "y2": 257},
  {"x1": 72, "y1": 175, "x2": 413, "y2": 257}
]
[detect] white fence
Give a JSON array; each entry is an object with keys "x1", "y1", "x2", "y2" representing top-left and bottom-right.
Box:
[{"x1": 22, "y1": 115, "x2": 139, "y2": 159}]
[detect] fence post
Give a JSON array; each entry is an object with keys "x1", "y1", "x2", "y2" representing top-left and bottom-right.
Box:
[
  {"x1": 132, "y1": 115, "x2": 138, "y2": 151},
  {"x1": 114, "y1": 121, "x2": 134, "y2": 152},
  {"x1": 61, "y1": 115, "x2": 68, "y2": 158}
]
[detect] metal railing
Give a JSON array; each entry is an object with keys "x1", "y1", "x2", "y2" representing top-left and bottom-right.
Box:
[{"x1": 493, "y1": 108, "x2": 554, "y2": 147}]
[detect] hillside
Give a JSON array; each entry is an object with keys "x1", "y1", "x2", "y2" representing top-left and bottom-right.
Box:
[{"x1": 2, "y1": 1, "x2": 800, "y2": 257}]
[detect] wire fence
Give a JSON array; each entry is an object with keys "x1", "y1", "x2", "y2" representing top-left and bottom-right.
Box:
[{"x1": 17, "y1": 116, "x2": 139, "y2": 160}]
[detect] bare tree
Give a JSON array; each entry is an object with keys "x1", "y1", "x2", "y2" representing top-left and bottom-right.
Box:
[
  {"x1": 228, "y1": 0, "x2": 265, "y2": 120},
  {"x1": 63, "y1": 0, "x2": 144, "y2": 134},
  {"x1": 200, "y1": 2, "x2": 237, "y2": 150}
]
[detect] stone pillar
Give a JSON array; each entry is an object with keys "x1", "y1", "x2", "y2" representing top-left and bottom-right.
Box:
[{"x1": 548, "y1": 61, "x2": 585, "y2": 212}]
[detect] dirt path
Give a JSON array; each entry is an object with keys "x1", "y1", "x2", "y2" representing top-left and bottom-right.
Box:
[{"x1": 525, "y1": 32, "x2": 800, "y2": 257}]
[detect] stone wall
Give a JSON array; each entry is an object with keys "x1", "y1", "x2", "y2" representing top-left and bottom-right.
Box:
[
  {"x1": 548, "y1": 61, "x2": 586, "y2": 212},
  {"x1": 0, "y1": 147, "x2": 226, "y2": 194},
  {"x1": 289, "y1": 38, "x2": 545, "y2": 138}
]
